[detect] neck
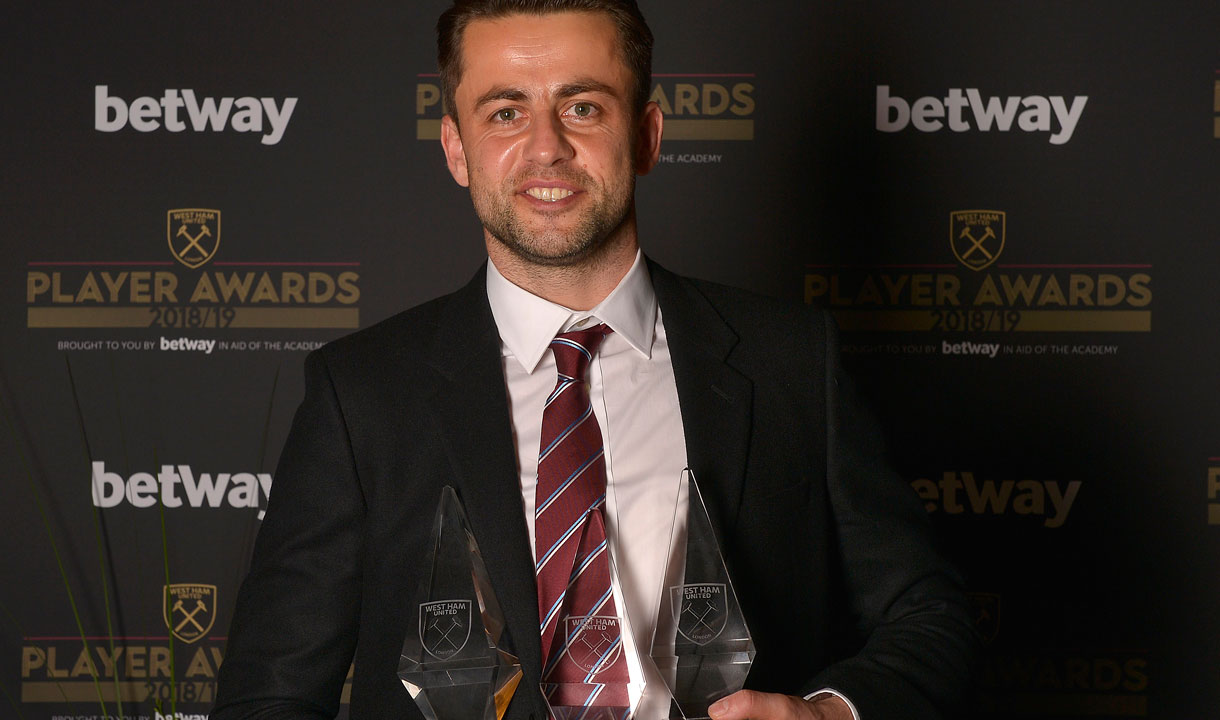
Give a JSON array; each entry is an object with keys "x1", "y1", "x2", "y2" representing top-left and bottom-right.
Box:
[{"x1": 485, "y1": 217, "x2": 640, "y2": 311}]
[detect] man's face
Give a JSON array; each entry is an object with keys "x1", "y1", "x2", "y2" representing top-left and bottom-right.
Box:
[{"x1": 440, "y1": 11, "x2": 661, "y2": 268}]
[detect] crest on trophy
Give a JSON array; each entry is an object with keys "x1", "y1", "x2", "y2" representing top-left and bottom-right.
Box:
[
  {"x1": 564, "y1": 615, "x2": 624, "y2": 675},
  {"x1": 676, "y1": 584, "x2": 727, "y2": 646},
  {"x1": 420, "y1": 600, "x2": 473, "y2": 660}
]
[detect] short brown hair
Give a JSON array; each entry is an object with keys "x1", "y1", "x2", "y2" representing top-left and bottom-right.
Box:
[{"x1": 437, "y1": 0, "x2": 654, "y2": 123}]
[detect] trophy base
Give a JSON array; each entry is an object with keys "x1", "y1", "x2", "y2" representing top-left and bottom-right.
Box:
[
  {"x1": 401, "y1": 664, "x2": 523, "y2": 720},
  {"x1": 548, "y1": 706, "x2": 633, "y2": 720},
  {"x1": 543, "y1": 681, "x2": 644, "y2": 720},
  {"x1": 653, "y1": 651, "x2": 754, "y2": 720}
]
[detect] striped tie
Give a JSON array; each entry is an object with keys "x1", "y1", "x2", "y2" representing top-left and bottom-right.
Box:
[{"x1": 535, "y1": 324, "x2": 630, "y2": 710}]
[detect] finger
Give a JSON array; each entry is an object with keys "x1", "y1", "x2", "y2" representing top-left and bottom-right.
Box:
[{"x1": 708, "y1": 689, "x2": 793, "y2": 720}]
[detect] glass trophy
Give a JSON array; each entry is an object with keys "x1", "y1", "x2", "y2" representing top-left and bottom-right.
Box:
[
  {"x1": 541, "y1": 508, "x2": 646, "y2": 720},
  {"x1": 651, "y1": 470, "x2": 755, "y2": 719},
  {"x1": 399, "y1": 486, "x2": 523, "y2": 720}
]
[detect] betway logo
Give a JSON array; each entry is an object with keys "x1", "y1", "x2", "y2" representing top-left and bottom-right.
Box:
[
  {"x1": 912, "y1": 471, "x2": 1081, "y2": 528},
  {"x1": 943, "y1": 340, "x2": 999, "y2": 358},
  {"x1": 91, "y1": 461, "x2": 272, "y2": 519},
  {"x1": 94, "y1": 85, "x2": 297, "y2": 146},
  {"x1": 876, "y1": 86, "x2": 1087, "y2": 145},
  {"x1": 160, "y1": 336, "x2": 216, "y2": 354}
]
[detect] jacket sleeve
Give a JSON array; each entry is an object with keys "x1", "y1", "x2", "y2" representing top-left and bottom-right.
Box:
[
  {"x1": 212, "y1": 349, "x2": 365, "y2": 719},
  {"x1": 806, "y1": 315, "x2": 979, "y2": 719}
]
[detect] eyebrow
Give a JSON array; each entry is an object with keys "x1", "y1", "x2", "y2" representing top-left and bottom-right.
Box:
[
  {"x1": 474, "y1": 87, "x2": 529, "y2": 109},
  {"x1": 555, "y1": 79, "x2": 617, "y2": 99},
  {"x1": 472, "y1": 79, "x2": 619, "y2": 110}
]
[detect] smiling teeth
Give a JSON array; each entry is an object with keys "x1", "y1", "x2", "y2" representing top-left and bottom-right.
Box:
[{"x1": 526, "y1": 187, "x2": 574, "y2": 202}]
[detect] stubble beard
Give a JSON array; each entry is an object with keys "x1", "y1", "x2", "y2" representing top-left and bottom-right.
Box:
[{"x1": 471, "y1": 167, "x2": 635, "y2": 268}]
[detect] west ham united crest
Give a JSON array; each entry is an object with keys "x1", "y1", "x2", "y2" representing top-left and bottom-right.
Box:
[
  {"x1": 950, "y1": 210, "x2": 1005, "y2": 271},
  {"x1": 163, "y1": 583, "x2": 216, "y2": 644},
  {"x1": 167, "y1": 208, "x2": 221, "y2": 268},
  {"x1": 420, "y1": 600, "x2": 472, "y2": 660},
  {"x1": 564, "y1": 615, "x2": 623, "y2": 674},
  {"x1": 677, "y1": 583, "x2": 727, "y2": 646}
]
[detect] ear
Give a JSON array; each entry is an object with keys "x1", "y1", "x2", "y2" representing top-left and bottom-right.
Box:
[
  {"x1": 634, "y1": 101, "x2": 664, "y2": 176},
  {"x1": 440, "y1": 114, "x2": 470, "y2": 187}
]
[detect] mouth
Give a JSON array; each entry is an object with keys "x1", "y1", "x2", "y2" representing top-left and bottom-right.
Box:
[{"x1": 523, "y1": 186, "x2": 576, "y2": 203}]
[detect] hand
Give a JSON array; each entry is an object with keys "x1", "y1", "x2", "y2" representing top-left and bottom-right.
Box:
[{"x1": 707, "y1": 689, "x2": 854, "y2": 720}]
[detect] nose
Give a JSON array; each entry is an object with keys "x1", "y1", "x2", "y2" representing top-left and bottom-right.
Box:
[{"x1": 522, "y1": 113, "x2": 574, "y2": 167}]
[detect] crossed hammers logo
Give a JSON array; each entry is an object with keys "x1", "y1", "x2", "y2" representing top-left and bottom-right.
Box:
[
  {"x1": 958, "y1": 225, "x2": 997, "y2": 262},
  {"x1": 678, "y1": 596, "x2": 727, "y2": 645},
  {"x1": 425, "y1": 617, "x2": 463, "y2": 653},
  {"x1": 172, "y1": 598, "x2": 208, "y2": 633},
  {"x1": 176, "y1": 222, "x2": 212, "y2": 258}
]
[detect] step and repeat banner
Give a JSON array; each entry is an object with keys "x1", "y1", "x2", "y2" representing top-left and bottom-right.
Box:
[{"x1": 3, "y1": 1, "x2": 1217, "y2": 718}]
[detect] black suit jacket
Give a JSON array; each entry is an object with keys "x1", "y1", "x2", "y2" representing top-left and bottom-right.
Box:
[{"x1": 213, "y1": 261, "x2": 976, "y2": 720}]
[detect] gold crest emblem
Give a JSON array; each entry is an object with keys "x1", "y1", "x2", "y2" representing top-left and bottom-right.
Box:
[
  {"x1": 950, "y1": 210, "x2": 1005, "y2": 271},
  {"x1": 167, "y1": 208, "x2": 221, "y2": 268},
  {"x1": 164, "y1": 583, "x2": 217, "y2": 644}
]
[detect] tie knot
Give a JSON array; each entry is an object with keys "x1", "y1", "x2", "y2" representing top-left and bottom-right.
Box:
[{"x1": 550, "y1": 323, "x2": 612, "y2": 379}]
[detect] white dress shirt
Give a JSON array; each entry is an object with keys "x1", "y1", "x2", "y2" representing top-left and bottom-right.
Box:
[
  {"x1": 485, "y1": 252, "x2": 859, "y2": 720},
  {"x1": 487, "y1": 251, "x2": 687, "y2": 717}
]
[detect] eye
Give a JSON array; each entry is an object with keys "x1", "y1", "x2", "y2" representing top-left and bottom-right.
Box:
[
  {"x1": 495, "y1": 108, "x2": 518, "y2": 122},
  {"x1": 570, "y1": 103, "x2": 594, "y2": 118}
]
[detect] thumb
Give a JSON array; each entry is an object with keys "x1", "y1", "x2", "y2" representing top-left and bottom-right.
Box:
[{"x1": 708, "y1": 689, "x2": 790, "y2": 720}]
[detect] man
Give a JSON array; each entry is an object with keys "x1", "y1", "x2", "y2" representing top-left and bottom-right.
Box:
[{"x1": 213, "y1": 1, "x2": 976, "y2": 719}]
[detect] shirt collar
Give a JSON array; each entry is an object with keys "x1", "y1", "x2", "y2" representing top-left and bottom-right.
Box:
[{"x1": 486, "y1": 250, "x2": 657, "y2": 373}]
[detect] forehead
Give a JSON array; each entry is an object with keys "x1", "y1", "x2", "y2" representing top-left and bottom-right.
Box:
[{"x1": 456, "y1": 12, "x2": 629, "y2": 101}]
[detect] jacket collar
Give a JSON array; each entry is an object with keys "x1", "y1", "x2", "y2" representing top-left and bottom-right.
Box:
[{"x1": 648, "y1": 260, "x2": 753, "y2": 551}]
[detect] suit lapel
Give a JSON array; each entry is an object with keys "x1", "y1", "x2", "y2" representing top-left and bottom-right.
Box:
[
  {"x1": 420, "y1": 269, "x2": 544, "y2": 704},
  {"x1": 649, "y1": 261, "x2": 753, "y2": 546}
]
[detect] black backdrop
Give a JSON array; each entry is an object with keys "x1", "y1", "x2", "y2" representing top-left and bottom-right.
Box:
[{"x1": 3, "y1": 1, "x2": 1218, "y2": 717}]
